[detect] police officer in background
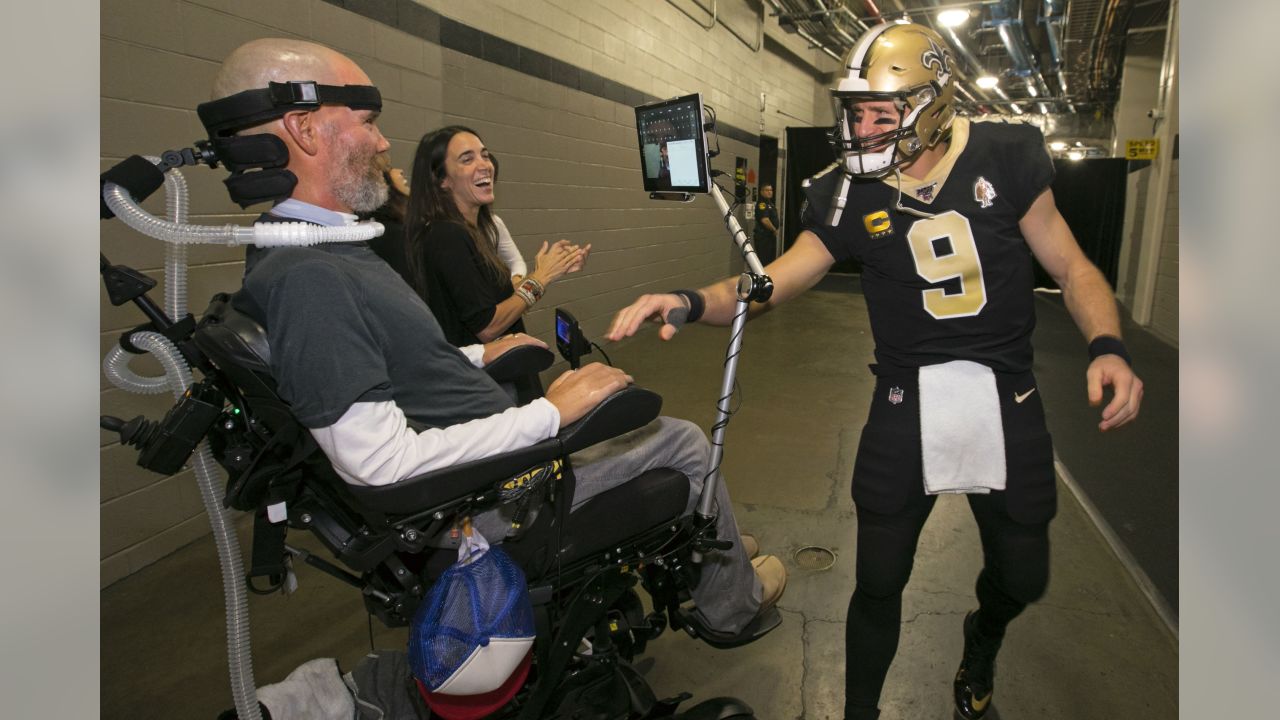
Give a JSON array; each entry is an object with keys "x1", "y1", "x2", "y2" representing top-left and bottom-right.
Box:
[{"x1": 753, "y1": 183, "x2": 778, "y2": 261}]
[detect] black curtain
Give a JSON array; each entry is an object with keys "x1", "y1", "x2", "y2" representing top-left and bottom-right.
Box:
[
  {"x1": 1042, "y1": 158, "x2": 1128, "y2": 288},
  {"x1": 784, "y1": 126, "x2": 861, "y2": 273}
]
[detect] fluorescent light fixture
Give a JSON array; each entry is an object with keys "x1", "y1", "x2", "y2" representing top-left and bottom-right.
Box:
[
  {"x1": 937, "y1": 9, "x2": 970, "y2": 27},
  {"x1": 1027, "y1": 83, "x2": 1039, "y2": 98},
  {"x1": 976, "y1": 76, "x2": 999, "y2": 89},
  {"x1": 1049, "y1": 141, "x2": 1068, "y2": 151},
  {"x1": 1067, "y1": 150, "x2": 1084, "y2": 160}
]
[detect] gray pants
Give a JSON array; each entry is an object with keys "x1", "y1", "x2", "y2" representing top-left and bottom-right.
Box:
[{"x1": 474, "y1": 416, "x2": 762, "y2": 633}]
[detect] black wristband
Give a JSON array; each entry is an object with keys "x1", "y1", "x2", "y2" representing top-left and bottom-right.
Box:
[
  {"x1": 670, "y1": 290, "x2": 705, "y2": 324},
  {"x1": 1088, "y1": 335, "x2": 1132, "y2": 368}
]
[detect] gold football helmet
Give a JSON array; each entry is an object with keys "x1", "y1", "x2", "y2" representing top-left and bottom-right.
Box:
[{"x1": 830, "y1": 21, "x2": 958, "y2": 178}]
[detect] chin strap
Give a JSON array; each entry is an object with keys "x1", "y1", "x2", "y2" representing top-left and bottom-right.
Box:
[{"x1": 828, "y1": 173, "x2": 853, "y2": 226}]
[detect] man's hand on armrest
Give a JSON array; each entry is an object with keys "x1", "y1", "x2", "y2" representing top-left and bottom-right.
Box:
[
  {"x1": 544, "y1": 362, "x2": 633, "y2": 428},
  {"x1": 481, "y1": 332, "x2": 547, "y2": 365}
]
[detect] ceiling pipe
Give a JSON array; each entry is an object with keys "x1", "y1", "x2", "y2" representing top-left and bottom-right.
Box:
[
  {"x1": 987, "y1": 0, "x2": 1053, "y2": 102},
  {"x1": 669, "y1": 0, "x2": 764, "y2": 52},
  {"x1": 668, "y1": 0, "x2": 716, "y2": 30},
  {"x1": 936, "y1": 19, "x2": 1014, "y2": 115},
  {"x1": 767, "y1": 0, "x2": 844, "y2": 61},
  {"x1": 1039, "y1": 0, "x2": 1075, "y2": 113}
]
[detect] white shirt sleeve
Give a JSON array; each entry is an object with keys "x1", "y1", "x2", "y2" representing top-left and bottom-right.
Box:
[
  {"x1": 311, "y1": 398, "x2": 561, "y2": 486},
  {"x1": 492, "y1": 215, "x2": 528, "y2": 279},
  {"x1": 458, "y1": 343, "x2": 486, "y2": 368}
]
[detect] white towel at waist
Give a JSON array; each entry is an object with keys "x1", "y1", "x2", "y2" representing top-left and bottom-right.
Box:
[{"x1": 918, "y1": 360, "x2": 1006, "y2": 495}]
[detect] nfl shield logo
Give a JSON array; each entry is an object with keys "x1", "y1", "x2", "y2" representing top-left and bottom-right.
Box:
[
  {"x1": 915, "y1": 183, "x2": 937, "y2": 202},
  {"x1": 888, "y1": 386, "x2": 905, "y2": 405}
]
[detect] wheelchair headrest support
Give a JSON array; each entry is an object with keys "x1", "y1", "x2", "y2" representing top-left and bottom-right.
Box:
[{"x1": 195, "y1": 81, "x2": 382, "y2": 207}]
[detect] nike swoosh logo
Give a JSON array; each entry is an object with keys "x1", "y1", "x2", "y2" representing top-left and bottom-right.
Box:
[
  {"x1": 972, "y1": 692, "x2": 991, "y2": 711},
  {"x1": 1014, "y1": 388, "x2": 1037, "y2": 404}
]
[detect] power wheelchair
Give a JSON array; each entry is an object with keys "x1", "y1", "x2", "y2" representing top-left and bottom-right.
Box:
[{"x1": 101, "y1": 259, "x2": 780, "y2": 719}]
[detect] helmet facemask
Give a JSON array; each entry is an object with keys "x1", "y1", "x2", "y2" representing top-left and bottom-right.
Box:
[{"x1": 827, "y1": 22, "x2": 957, "y2": 179}]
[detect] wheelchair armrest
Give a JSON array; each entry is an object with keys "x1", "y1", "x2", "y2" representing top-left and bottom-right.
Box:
[
  {"x1": 483, "y1": 345, "x2": 554, "y2": 383},
  {"x1": 345, "y1": 386, "x2": 663, "y2": 515},
  {"x1": 557, "y1": 386, "x2": 662, "y2": 455}
]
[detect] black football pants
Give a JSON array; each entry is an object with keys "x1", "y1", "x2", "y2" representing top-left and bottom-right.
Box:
[{"x1": 843, "y1": 370, "x2": 1056, "y2": 719}]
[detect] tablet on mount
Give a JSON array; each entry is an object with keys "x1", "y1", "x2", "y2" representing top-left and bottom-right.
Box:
[{"x1": 635, "y1": 93, "x2": 709, "y2": 201}]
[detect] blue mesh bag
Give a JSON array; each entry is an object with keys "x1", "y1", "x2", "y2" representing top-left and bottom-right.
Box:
[{"x1": 407, "y1": 531, "x2": 535, "y2": 714}]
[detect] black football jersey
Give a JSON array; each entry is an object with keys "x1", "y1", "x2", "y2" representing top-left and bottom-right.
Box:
[{"x1": 802, "y1": 119, "x2": 1054, "y2": 373}]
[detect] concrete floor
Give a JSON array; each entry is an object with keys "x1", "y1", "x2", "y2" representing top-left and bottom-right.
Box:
[{"x1": 100, "y1": 279, "x2": 1178, "y2": 719}]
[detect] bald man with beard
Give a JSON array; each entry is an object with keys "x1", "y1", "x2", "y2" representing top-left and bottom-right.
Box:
[{"x1": 216, "y1": 39, "x2": 786, "y2": 641}]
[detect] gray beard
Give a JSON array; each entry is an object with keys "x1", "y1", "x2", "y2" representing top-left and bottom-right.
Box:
[{"x1": 333, "y1": 163, "x2": 388, "y2": 213}]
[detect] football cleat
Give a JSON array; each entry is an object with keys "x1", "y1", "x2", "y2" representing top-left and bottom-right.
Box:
[{"x1": 953, "y1": 611, "x2": 1002, "y2": 720}]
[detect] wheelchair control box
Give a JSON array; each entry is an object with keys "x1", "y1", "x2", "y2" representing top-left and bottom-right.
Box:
[{"x1": 555, "y1": 307, "x2": 592, "y2": 369}]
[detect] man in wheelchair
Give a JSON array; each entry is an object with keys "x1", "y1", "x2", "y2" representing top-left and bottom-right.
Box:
[{"x1": 196, "y1": 38, "x2": 785, "y2": 718}]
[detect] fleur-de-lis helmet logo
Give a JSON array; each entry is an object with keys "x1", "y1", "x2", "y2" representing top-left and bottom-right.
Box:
[{"x1": 921, "y1": 38, "x2": 953, "y2": 84}]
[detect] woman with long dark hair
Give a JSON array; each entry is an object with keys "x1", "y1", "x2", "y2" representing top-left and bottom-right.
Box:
[{"x1": 405, "y1": 125, "x2": 587, "y2": 346}]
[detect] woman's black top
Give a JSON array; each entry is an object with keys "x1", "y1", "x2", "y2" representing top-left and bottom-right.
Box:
[
  {"x1": 413, "y1": 221, "x2": 521, "y2": 347},
  {"x1": 367, "y1": 215, "x2": 412, "y2": 282}
]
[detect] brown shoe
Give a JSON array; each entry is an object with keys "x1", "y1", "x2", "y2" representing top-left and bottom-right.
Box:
[
  {"x1": 739, "y1": 533, "x2": 760, "y2": 559},
  {"x1": 751, "y1": 554, "x2": 787, "y2": 611}
]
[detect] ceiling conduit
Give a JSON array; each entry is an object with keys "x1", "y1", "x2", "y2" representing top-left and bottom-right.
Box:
[
  {"x1": 988, "y1": 0, "x2": 1053, "y2": 110},
  {"x1": 668, "y1": 0, "x2": 764, "y2": 52},
  {"x1": 1040, "y1": 0, "x2": 1075, "y2": 112}
]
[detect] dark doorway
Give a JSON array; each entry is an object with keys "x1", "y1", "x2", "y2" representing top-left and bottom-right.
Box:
[
  {"x1": 1042, "y1": 158, "x2": 1128, "y2": 288},
  {"x1": 784, "y1": 126, "x2": 859, "y2": 274}
]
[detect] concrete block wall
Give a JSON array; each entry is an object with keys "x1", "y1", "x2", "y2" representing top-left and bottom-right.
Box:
[{"x1": 100, "y1": 0, "x2": 830, "y2": 585}]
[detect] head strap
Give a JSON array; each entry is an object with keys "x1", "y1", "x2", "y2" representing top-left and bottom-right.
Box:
[{"x1": 197, "y1": 81, "x2": 381, "y2": 137}]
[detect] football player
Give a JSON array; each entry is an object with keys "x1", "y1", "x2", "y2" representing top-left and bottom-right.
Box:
[{"x1": 607, "y1": 21, "x2": 1143, "y2": 720}]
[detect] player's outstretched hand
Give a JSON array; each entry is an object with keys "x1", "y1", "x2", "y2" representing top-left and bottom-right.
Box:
[
  {"x1": 545, "y1": 362, "x2": 634, "y2": 428},
  {"x1": 605, "y1": 293, "x2": 688, "y2": 342},
  {"x1": 1087, "y1": 354, "x2": 1144, "y2": 431}
]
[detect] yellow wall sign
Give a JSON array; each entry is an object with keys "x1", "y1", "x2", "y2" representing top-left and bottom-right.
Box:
[{"x1": 1126, "y1": 139, "x2": 1159, "y2": 160}]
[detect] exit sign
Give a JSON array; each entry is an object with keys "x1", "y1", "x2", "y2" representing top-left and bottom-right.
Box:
[{"x1": 1126, "y1": 139, "x2": 1159, "y2": 160}]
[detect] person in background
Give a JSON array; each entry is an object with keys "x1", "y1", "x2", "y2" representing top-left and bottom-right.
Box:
[
  {"x1": 753, "y1": 183, "x2": 779, "y2": 261},
  {"x1": 364, "y1": 153, "x2": 412, "y2": 281}
]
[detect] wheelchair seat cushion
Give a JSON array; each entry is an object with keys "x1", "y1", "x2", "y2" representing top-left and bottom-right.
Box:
[{"x1": 557, "y1": 467, "x2": 689, "y2": 567}]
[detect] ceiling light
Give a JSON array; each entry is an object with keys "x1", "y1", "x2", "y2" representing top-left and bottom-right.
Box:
[
  {"x1": 1067, "y1": 150, "x2": 1084, "y2": 161},
  {"x1": 1049, "y1": 141, "x2": 1068, "y2": 151},
  {"x1": 976, "y1": 76, "x2": 999, "y2": 89},
  {"x1": 1027, "y1": 83, "x2": 1039, "y2": 98},
  {"x1": 937, "y1": 9, "x2": 970, "y2": 27}
]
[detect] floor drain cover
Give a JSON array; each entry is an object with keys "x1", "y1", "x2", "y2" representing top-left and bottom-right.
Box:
[{"x1": 793, "y1": 545, "x2": 836, "y2": 571}]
